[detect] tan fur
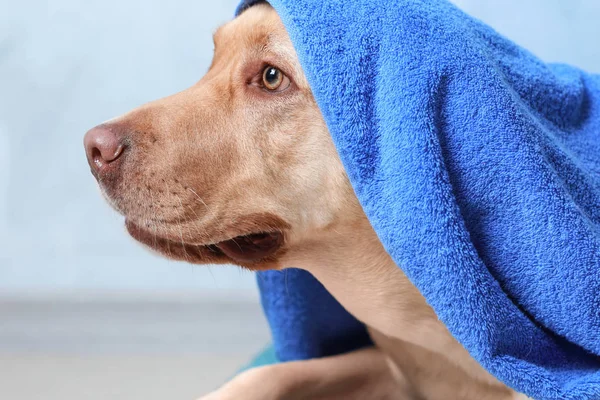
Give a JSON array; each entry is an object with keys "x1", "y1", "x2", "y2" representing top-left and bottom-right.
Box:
[{"x1": 88, "y1": 4, "x2": 529, "y2": 399}]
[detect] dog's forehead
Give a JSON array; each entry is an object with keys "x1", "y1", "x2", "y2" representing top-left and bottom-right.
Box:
[
  {"x1": 211, "y1": 4, "x2": 308, "y2": 88},
  {"x1": 215, "y1": 4, "x2": 284, "y2": 49}
]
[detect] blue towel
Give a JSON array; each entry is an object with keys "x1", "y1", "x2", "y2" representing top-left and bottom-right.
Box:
[{"x1": 236, "y1": 1, "x2": 600, "y2": 398}]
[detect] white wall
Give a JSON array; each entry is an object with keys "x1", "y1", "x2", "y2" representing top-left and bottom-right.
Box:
[{"x1": 1, "y1": 0, "x2": 598, "y2": 294}]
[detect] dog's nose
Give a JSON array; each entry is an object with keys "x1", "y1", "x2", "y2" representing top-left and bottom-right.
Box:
[{"x1": 84, "y1": 125, "x2": 126, "y2": 174}]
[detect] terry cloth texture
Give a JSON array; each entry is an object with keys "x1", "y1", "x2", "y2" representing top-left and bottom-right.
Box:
[{"x1": 236, "y1": 1, "x2": 600, "y2": 399}]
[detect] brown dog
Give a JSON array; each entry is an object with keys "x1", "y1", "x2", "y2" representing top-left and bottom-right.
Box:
[{"x1": 84, "y1": 4, "x2": 528, "y2": 400}]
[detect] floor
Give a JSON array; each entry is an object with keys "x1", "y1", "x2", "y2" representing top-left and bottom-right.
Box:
[{"x1": 0, "y1": 295, "x2": 271, "y2": 400}]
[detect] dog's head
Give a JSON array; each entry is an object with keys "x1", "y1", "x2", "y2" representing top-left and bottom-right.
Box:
[{"x1": 84, "y1": 4, "x2": 360, "y2": 270}]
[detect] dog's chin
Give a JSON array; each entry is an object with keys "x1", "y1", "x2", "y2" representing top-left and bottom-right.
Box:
[{"x1": 125, "y1": 219, "x2": 285, "y2": 270}]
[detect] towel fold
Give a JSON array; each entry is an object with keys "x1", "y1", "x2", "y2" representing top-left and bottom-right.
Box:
[{"x1": 237, "y1": 1, "x2": 600, "y2": 398}]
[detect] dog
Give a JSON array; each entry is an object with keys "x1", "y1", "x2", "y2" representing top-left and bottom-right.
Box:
[{"x1": 84, "y1": 4, "x2": 529, "y2": 399}]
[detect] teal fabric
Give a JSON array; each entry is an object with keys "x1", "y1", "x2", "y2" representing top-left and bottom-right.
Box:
[{"x1": 240, "y1": 345, "x2": 279, "y2": 372}]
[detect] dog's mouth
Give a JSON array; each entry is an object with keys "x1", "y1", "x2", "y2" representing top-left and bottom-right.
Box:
[
  {"x1": 210, "y1": 231, "x2": 285, "y2": 264},
  {"x1": 125, "y1": 219, "x2": 285, "y2": 267}
]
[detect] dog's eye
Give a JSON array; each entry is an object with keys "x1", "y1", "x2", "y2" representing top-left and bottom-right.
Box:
[{"x1": 262, "y1": 66, "x2": 290, "y2": 92}]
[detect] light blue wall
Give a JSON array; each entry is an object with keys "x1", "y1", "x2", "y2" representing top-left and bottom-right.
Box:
[
  {"x1": 1, "y1": 1, "x2": 599, "y2": 294},
  {"x1": 454, "y1": 0, "x2": 600, "y2": 72},
  {"x1": 0, "y1": 0, "x2": 251, "y2": 294}
]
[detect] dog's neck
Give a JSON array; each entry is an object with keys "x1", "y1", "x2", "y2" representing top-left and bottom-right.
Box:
[
  {"x1": 284, "y1": 212, "x2": 505, "y2": 389},
  {"x1": 286, "y1": 214, "x2": 437, "y2": 340}
]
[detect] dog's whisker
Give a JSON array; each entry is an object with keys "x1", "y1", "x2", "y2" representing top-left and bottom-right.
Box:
[
  {"x1": 176, "y1": 196, "x2": 191, "y2": 262},
  {"x1": 187, "y1": 187, "x2": 211, "y2": 212},
  {"x1": 206, "y1": 265, "x2": 218, "y2": 286},
  {"x1": 230, "y1": 237, "x2": 243, "y2": 252},
  {"x1": 157, "y1": 181, "x2": 177, "y2": 259},
  {"x1": 184, "y1": 203, "x2": 203, "y2": 224},
  {"x1": 147, "y1": 189, "x2": 160, "y2": 249}
]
